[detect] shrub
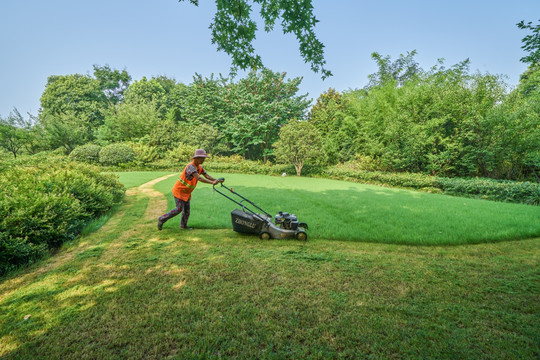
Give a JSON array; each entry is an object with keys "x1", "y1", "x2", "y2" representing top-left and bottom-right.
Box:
[
  {"x1": 69, "y1": 144, "x2": 101, "y2": 163},
  {"x1": 99, "y1": 143, "x2": 135, "y2": 166},
  {"x1": 165, "y1": 143, "x2": 199, "y2": 163},
  {"x1": 0, "y1": 157, "x2": 125, "y2": 275},
  {"x1": 436, "y1": 177, "x2": 540, "y2": 205},
  {"x1": 0, "y1": 233, "x2": 48, "y2": 275},
  {"x1": 126, "y1": 142, "x2": 159, "y2": 164}
]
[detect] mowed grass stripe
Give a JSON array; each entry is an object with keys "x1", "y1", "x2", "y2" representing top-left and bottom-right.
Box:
[{"x1": 152, "y1": 172, "x2": 540, "y2": 245}]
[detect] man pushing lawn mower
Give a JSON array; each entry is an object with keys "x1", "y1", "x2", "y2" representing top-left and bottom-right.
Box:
[{"x1": 157, "y1": 149, "x2": 224, "y2": 231}]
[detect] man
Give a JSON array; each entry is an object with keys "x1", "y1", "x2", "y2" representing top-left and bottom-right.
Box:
[{"x1": 157, "y1": 149, "x2": 224, "y2": 230}]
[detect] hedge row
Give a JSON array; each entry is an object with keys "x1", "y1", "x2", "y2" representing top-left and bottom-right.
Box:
[
  {"x1": 0, "y1": 157, "x2": 125, "y2": 275},
  {"x1": 323, "y1": 167, "x2": 540, "y2": 205},
  {"x1": 69, "y1": 143, "x2": 135, "y2": 166}
]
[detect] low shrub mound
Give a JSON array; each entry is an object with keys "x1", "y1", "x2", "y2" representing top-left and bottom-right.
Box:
[
  {"x1": 69, "y1": 144, "x2": 101, "y2": 163},
  {"x1": 0, "y1": 158, "x2": 125, "y2": 275},
  {"x1": 99, "y1": 143, "x2": 135, "y2": 166}
]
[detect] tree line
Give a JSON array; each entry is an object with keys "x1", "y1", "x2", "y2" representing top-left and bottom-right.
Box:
[{"x1": 0, "y1": 51, "x2": 538, "y2": 180}]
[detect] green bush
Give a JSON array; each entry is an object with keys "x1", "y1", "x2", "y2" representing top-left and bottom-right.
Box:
[
  {"x1": 0, "y1": 233, "x2": 48, "y2": 274},
  {"x1": 165, "y1": 143, "x2": 198, "y2": 163},
  {"x1": 436, "y1": 177, "x2": 540, "y2": 205},
  {"x1": 99, "y1": 143, "x2": 135, "y2": 166},
  {"x1": 0, "y1": 158, "x2": 125, "y2": 275},
  {"x1": 126, "y1": 142, "x2": 159, "y2": 164},
  {"x1": 69, "y1": 144, "x2": 101, "y2": 163}
]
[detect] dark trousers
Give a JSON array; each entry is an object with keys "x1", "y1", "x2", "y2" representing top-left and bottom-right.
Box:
[{"x1": 159, "y1": 196, "x2": 191, "y2": 228}]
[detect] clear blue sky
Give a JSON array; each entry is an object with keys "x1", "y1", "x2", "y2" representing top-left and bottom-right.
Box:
[{"x1": 0, "y1": 0, "x2": 538, "y2": 118}]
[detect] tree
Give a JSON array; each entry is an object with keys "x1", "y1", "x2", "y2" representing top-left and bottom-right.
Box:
[
  {"x1": 40, "y1": 112, "x2": 91, "y2": 153},
  {"x1": 179, "y1": 69, "x2": 310, "y2": 160},
  {"x1": 178, "y1": 0, "x2": 331, "y2": 79},
  {"x1": 0, "y1": 109, "x2": 28, "y2": 158},
  {"x1": 221, "y1": 69, "x2": 310, "y2": 160},
  {"x1": 123, "y1": 77, "x2": 169, "y2": 118},
  {"x1": 40, "y1": 74, "x2": 107, "y2": 128},
  {"x1": 273, "y1": 120, "x2": 321, "y2": 176},
  {"x1": 518, "y1": 64, "x2": 540, "y2": 96},
  {"x1": 179, "y1": 73, "x2": 230, "y2": 126},
  {"x1": 96, "y1": 102, "x2": 160, "y2": 144},
  {"x1": 517, "y1": 19, "x2": 540, "y2": 65},
  {"x1": 365, "y1": 50, "x2": 423, "y2": 89},
  {"x1": 93, "y1": 64, "x2": 131, "y2": 105}
]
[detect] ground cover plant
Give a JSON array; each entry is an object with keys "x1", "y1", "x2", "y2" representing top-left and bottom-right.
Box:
[
  {"x1": 0, "y1": 172, "x2": 538, "y2": 359},
  {"x1": 154, "y1": 172, "x2": 540, "y2": 245}
]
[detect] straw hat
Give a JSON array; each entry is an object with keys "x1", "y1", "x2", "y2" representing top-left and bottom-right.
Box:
[{"x1": 192, "y1": 149, "x2": 210, "y2": 158}]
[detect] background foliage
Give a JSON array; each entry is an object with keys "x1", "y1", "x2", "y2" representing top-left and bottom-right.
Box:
[{"x1": 1, "y1": 23, "x2": 538, "y2": 206}]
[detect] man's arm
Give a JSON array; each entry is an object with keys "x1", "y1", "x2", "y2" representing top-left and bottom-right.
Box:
[{"x1": 193, "y1": 172, "x2": 223, "y2": 185}]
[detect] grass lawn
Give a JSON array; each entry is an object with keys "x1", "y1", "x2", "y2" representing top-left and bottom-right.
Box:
[
  {"x1": 154, "y1": 172, "x2": 540, "y2": 245},
  {"x1": 1, "y1": 172, "x2": 538, "y2": 359},
  {"x1": 116, "y1": 171, "x2": 173, "y2": 189}
]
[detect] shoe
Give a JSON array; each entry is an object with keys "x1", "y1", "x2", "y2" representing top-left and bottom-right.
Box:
[
  {"x1": 180, "y1": 226, "x2": 193, "y2": 230},
  {"x1": 157, "y1": 219, "x2": 164, "y2": 231}
]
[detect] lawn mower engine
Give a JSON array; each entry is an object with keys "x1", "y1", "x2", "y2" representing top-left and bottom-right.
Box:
[{"x1": 231, "y1": 209, "x2": 308, "y2": 241}]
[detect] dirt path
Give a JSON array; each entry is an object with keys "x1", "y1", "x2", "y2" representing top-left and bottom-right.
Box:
[{"x1": 131, "y1": 173, "x2": 176, "y2": 220}]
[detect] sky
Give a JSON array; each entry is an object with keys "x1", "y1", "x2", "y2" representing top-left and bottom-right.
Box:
[{"x1": 0, "y1": 0, "x2": 538, "y2": 118}]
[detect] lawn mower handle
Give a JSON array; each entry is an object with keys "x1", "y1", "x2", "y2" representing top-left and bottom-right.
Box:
[{"x1": 212, "y1": 179, "x2": 272, "y2": 219}]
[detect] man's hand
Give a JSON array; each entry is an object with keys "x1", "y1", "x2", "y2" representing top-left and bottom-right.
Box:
[{"x1": 213, "y1": 178, "x2": 225, "y2": 185}]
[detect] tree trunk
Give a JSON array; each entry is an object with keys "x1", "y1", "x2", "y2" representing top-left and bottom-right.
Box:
[{"x1": 294, "y1": 162, "x2": 303, "y2": 176}]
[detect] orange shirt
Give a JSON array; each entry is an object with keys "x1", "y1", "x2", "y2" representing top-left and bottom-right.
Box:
[{"x1": 172, "y1": 162, "x2": 205, "y2": 201}]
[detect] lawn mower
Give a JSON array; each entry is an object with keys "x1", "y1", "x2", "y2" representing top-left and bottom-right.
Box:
[{"x1": 213, "y1": 179, "x2": 308, "y2": 240}]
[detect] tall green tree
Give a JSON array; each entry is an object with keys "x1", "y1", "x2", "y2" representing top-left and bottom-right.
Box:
[
  {"x1": 123, "y1": 77, "x2": 172, "y2": 118},
  {"x1": 307, "y1": 88, "x2": 344, "y2": 164},
  {"x1": 39, "y1": 74, "x2": 108, "y2": 149},
  {"x1": 365, "y1": 50, "x2": 423, "y2": 89},
  {"x1": 96, "y1": 102, "x2": 161, "y2": 144},
  {"x1": 314, "y1": 55, "x2": 524, "y2": 178},
  {"x1": 518, "y1": 64, "x2": 540, "y2": 96},
  {"x1": 274, "y1": 120, "x2": 321, "y2": 176},
  {"x1": 93, "y1": 64, "x2": 132, "y2": 105},
  {"x1": 40, "y1": 74, "x2": 107, "y2": 127},
  {"x1": 308, "y1": 88, "x2": 342, "y2": 134},
  {"x1": 178, "y1": 0, "x2": 331, "y2": 79},
  {"x1": 179, "y1": 73, "x2": 230, "y2": 126},
  {"x1": 179, "y1": 69, "x2": 309, "y2": 160},
  {"x1": 221, "y1": 69, "x2": 310, "y2": 160}
]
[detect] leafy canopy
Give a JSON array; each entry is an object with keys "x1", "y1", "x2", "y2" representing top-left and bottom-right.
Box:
[
  {"x1": 178, "y1": 0, "x2": 331, "y2": 79},
  {"x1": 517, "y1": 19, "x2": 540, "y2": 65}
]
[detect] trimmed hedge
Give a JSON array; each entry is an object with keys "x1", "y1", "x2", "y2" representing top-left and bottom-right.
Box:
[
  {"x1": 436, "y1": 177, "x2": 540, "y2": 205},
  {"x1": 99, "y1": 143, "x2": 135, "y2": 166},
  {"x1": 69, "y1": 144, "x2": 101, "y2": 163},
  {"x1": 0, "y1": 158, "x2": 125, "y2": 275}
]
